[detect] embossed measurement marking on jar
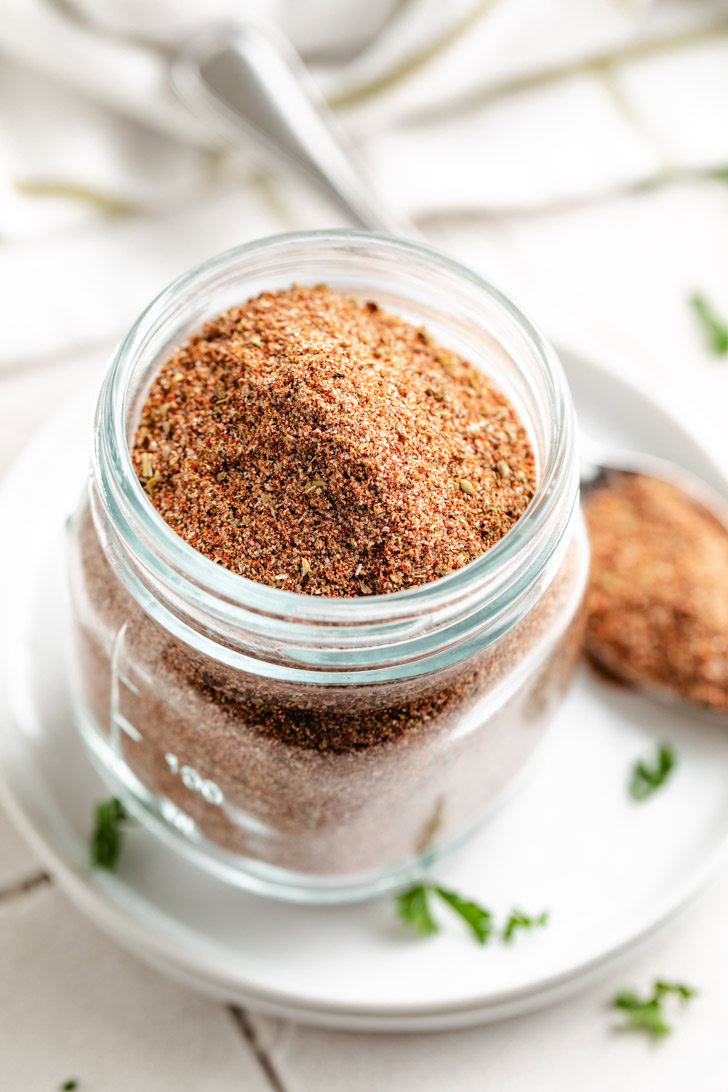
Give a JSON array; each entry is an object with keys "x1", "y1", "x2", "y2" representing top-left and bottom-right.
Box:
[
  {"x1": 110, "y1": 623, "x2": 142, "y2": 745},
  {"x1": 160, "y1": 799, "x2": 199, "y2": 838},
  {"x1": 109, "y1": 625, "x2": 225, "y2": 813},
  {"x1": 165, "y1": 752, "x2": 225, "y2": 805}
]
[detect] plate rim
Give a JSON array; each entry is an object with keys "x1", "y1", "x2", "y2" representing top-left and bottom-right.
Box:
[
  {"x1": 0, "y1": 743, "x2": 723, "y2": 1029},
  {"x1": 1, "y1": 342, "x2": 728, "y2": 1028}
]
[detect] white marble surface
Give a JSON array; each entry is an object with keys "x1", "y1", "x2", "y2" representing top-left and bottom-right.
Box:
[{"x1": 3, "y1": 164, "x2": 728, "y2": 1092}]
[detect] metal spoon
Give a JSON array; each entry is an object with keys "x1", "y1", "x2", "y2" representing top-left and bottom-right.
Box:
[
  {"x1": 47, "y1": 7, "x2": 412, "y2": 236},
  {"x1": 171, "y1": 22, "x2": 413, "y2": 236}
]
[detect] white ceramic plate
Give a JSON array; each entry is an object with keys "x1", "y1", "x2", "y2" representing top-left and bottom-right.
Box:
[{"x1": 2, "y1": 348, "x2": 728, "y2": 1032}]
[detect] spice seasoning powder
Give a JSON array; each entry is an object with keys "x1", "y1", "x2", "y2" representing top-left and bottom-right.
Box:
[
  {"x1": 586, "y1": 474, "x2": 728, "y2": 711},
  {"x1": 131, "y1": 285, "x2": 536, "y2": 595}
]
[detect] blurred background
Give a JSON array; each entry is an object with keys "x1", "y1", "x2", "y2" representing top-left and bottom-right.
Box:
[{"x1": 2, "y1": 0, "x2": 728, "y2": 466}]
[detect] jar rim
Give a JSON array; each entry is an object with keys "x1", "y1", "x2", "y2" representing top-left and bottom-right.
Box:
[{"x1": 95, "y1": 229, "x2": 577, "y2": 639}]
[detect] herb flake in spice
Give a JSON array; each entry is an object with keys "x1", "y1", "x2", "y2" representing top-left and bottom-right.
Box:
[
  {"x1": 628, "y1": 743, "x2": 676, "y2": 801},
  {"x1": 611, "y1": 981, "x2": 697, "y2": 1039},
  {"x1": 585, "y1": 474, "x2": 728, "y2": 711},
  {"x1": 90, "y1": 797, "x2": 129, "y2": 870},
  {"x1": 131, "y1": 285, "x2": 536, "y2": 597}
]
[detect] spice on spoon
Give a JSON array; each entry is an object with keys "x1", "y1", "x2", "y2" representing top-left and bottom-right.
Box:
[{"x1": 585, "y1": 474, "x2": 728, "y2": 711}]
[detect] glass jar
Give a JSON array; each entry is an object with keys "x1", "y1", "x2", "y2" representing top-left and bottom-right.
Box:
[{"x1": 67, "y1": 231, "x2": 588, "y2": 903}]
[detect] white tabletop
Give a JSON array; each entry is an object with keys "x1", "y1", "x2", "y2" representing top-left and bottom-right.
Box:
[{"x1": 3, "y1": 179, "x2": 728, "y2": 1090}]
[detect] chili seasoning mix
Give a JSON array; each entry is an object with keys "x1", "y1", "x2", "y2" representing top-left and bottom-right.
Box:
[
  {"x1": 130, "y1": 284, "x2": 536, "y2": 595},
  {"x1": 585, "y1": 473, "x2": 728, "y2": 710}
]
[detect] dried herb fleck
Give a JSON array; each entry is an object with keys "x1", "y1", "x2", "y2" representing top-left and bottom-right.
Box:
[
  {"x1": 397, "y1": 883, "x2": 493, "y2": 945},
  {"x1": 612, "y1": 981, "x2": 697, "y2": 1039},
  {"x1": 628, "y1": 743, "x2": 676, "y2": 801},
  {"x1": 501, "y1": 908, "x2": 549, "y2": 943},
  {"x1": 690, "y1": 293, "x2": 728, "y2": 355},
  {"x1": 585, "y1": 475, "x2": 728, "y2": 711},
  {"x1": 397, "y1": 886, "x2": 548, "y2": 947},
  {"x1": 90, "y1": 797, "x2": 129, "y2": 870}
]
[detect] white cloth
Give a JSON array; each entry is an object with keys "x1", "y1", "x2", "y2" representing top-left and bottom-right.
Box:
[{"x1": 1, "y1": 0, "x2": 728, "y2": 369}]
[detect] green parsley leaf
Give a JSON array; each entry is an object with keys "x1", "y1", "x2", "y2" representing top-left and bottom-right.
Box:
[
  {"x1": 612, "y1": 980, "x2": 696, "y2": 1039},
  {"x1": 396, "y1": 886, "x2": 549, "y2": 946},
  {"x1": 614, "y1": 994, "x2": 670, "y2": 1037},
  {"x1": 90, "y1": 796, "x2": 129, "y2": 870},
  {"x1": 397, "y1": 884, "x2": 493, "y2": 943},
  {"x1": 690, "y1": 293, "x2": 728, "y2": 355},
  {"x1": 629, "y1": 743, "x2": 676, "y2": 801},
  {"x1": 434, "y1": 886, "x2": 493, "y2": 945},
  {"x1": 501, "y1": 908, "x2": 549, "y2": 943},
  {"x1": 396, "y1": 884, "x2": 439, "y2": 936},
  {"x1": 655, "y1": 981, "x2": 698, "y2": 1002},
  {"x1": 60, "y1": 1081, "x2": 78, "y2": 1091}
]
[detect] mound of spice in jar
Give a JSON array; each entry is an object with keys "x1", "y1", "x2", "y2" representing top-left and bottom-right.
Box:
[
  {"x1": 585, "y1": 473, "x2": 728, "y2": 711},
  {"x1": 131, "y1": 284, "x2": 536, "y2": 594}
]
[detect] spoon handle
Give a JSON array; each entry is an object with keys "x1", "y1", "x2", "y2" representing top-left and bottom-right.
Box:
[{"x1": 171, "y1": 22, "x2": 416, "y2": 238}]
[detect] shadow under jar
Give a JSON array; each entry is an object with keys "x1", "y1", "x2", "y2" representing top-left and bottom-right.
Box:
[{"x1": 67, "y1": 231, "x2": 588, "y2": 903}]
